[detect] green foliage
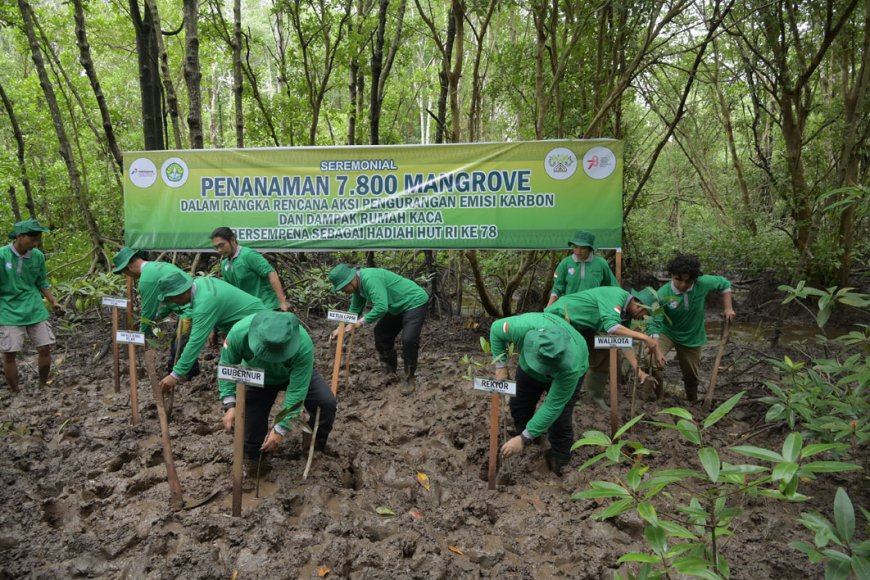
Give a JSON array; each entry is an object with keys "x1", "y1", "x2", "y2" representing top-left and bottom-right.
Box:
[
  {"x1": 762, "y1": 284, "x2": 870, "y2": 455},
  {"x1": 284, "y1": 266, "x2": 338, "y2": 317},
  {"x1": 572, "y1": 393, "x2": 861, "y2": 579},
  {"x1": 53, "y1": 272, "x2": 127, "y2": 314},
  {"x1": 790, "y1": 488, "x2": 870, "y2": 580}
]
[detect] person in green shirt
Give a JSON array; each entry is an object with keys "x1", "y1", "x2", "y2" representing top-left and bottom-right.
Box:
[
  {"x1": 156, "y1": 272, "x2": 267, "y2": 392},
  {"x1": 545, "y1": 286, "x2": 664, "y2": 409},
  {"x1": 328, "y1": 264, "x2": 429, "y2": 393},
  {"x1": 546, "y1": 230, "x2": 618, "y2": 307},
  {"x1": 219, "y1": 311, "x2": 337, "y2": 469},
  {"x1": 491, "y1": 312, "x2": 589, "y2": 475},
  {"x1": 210, "y1": 227, "x2": 288, "y2": 312},
  {"x1": 649, "y1": 254, "x2": 735, "y2": 402},
  {"x1": 1, "y1": 219, "x2": 62, "y2": 391}
]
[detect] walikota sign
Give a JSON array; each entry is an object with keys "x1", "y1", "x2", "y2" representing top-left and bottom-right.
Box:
[{"x1": 123, "y1": 140, "x2": 622, "y2": 251}]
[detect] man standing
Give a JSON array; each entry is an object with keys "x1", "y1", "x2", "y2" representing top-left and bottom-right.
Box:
[
  {"x1": 545, "y1": 286, "x2": 664, "y2": 409},
  {"x1": 219, "y1": 311, "x2": 337, "y2": 473},
  {"x1": 328, "y1": 264, "x2": 428, "y2": 393},
  {"x1": 649, "y1": 254, "x2": 735, "y2": 401},
  {"x1": 546, "y1": 231, "x2": 618, "y2": 307},
  {"x1": 156, "y1": 272, "x2": 267, "y2": 391},
  {"x1": 0, "y1": 219, "x2": 62, "y2": 391},
  {"x1": 211, "y1": 227, "x2": 288, "y2": 312},
  {"x1": 491, "y1": 312, "x2": 589, "y2": 475}
]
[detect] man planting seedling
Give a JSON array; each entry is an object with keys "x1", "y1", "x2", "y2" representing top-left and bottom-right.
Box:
[
  {"x1": 328, "y1": 264, "x2": 428, "y2": 395},
  {"x1": 491, "y1": 312, "x2": 589, "y2": 476}
]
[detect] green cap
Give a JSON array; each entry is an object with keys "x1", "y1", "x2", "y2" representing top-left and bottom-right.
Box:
[
  {"x1": 248, "y1": 311, "x2": 301, "y2": 363},
  {"x1": 157, "y1": 271, "x2": 194, "y2": 302},
  {"x1": 630, "y1": 287, "x2": 658, "y2": 310},
  {"x1": 112, "y1": 247, "x2": 142, "y2": 274},
  {"x1": 522, "y1": 327, "x2": 577, "y2": 376},
  {"x1": 8, "y1": 218, "x2": 50, "y2": 240},
  {"x1": 569, "y1": 230, "x2": 595, "y2": 249},
  {"x1": 329, "y1": 264, "x2": 357, "y2": 293}
]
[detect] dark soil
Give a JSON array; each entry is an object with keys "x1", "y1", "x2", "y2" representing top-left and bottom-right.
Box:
[{"x1": 0, "y1": 297, "x2": 866, "y2": 579}]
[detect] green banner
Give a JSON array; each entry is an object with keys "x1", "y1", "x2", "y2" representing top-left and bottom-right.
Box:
[{"x1": 123, "y1": 140, "x2": 622, "y2": 250}]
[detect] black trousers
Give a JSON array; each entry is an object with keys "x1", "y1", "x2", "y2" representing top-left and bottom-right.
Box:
[
  {"x1": 509, "y1": 366, "x2": 582, "y2": 456},
  {"x1": 373, "y1": 303, "x2": 428, "y2": 371},
  {"x1": 243, "y1": 369, "x2": 337, "y2": 459}
]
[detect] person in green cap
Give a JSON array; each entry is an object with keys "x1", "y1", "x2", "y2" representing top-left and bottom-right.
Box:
[
  {"x1": 648, "y1": 254, "x2": 735, "y2": 401},
  {"x1": 545, "y1": 286, "x2": 664, "y2": 409},
  {"x1": 1, "y1": 219, "x2": 62, "y2": 391},
  {"x1": 546, "y1": 230, "x2": 618, "y2": 307},
  {"x1": 156, "y1": 272, "x2": 267, "y2": 392},
  {"x1": 490, "y1": 312, "x2": 589, "y2": 475},
  {"x1": 328, "y1": 264, "x2": 429, "y2": 393},
  {"x1": 219, "y1": 311, "x2": 337, "y2": 472},
  {"x1": 210, "y1": 227, "x2": 289, "y2": 312}
]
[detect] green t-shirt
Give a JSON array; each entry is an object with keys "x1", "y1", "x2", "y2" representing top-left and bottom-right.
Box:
[
  {"x1": 172, "y1": 277, "x2": 267, "y2": 377},
  {"x1": 349, "y1": 268, "x2": 429, "y2": 324},
  {"x1": 138, "y1": 261, "x2": 191, "y2": 334},
  {"x1": 0, "y1": 244, "x2": 50, "y2": 326},
  {"x1": 489, "y1": 312, "x2": 588, "y2": 438},
  {"x1": 544, "y1": 286, "x2": 632, "y2": 334},
  {"x1": 218, "y1": 313, "x2": 314, "y2": 430},
  {"x1": 220, "y1": 246, "x2": 280, "y2": 310},
  {"x1": 649, "y1": 275, "x2": 732, "y2": 347},
  {"x1": 551, "y1": 254, "x2": 618, "y2": 298}
]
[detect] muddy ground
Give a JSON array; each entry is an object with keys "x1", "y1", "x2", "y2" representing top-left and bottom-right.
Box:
[{"x1": 0, "y1": 296, "x2": 866, "y2": 579}]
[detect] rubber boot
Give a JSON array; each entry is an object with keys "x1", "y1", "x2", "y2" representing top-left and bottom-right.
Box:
[
  {"x1": 400, "y1": 363, "x2": 416, "y2": 396},
  {"x1": 544, "y1": 449, "x2": 571, "y2": 476},
  {"x1": 684, "y1": 378, "x2": 699, "y2": 402},
  {"x1": 585, "y1": 371, "x2": 610, "y2": 411}
]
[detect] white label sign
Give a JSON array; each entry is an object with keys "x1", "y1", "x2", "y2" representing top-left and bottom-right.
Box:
[
  {"x1": 116, "y1": 331, "x2": 145, "y2": 345},
  {"x1": 217, "y1": 365, "x2": 265, "y2": 387},
  {"x1": 473, "y1": 377, "x2": 517, "y2": 396},
  {"x1": 327, "y1": 310, "x2": 358, "y2": 324},
  {"x1": 594, "y1": 335, "x2": 634, "y2": 349},
  {"x1": 102, "y1": 297, "x2": 129, "y2": 308}
]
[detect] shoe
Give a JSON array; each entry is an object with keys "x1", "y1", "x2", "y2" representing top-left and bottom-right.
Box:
[
  {"x1": 544, "y1": 450, "x2": 571, "y2": 476},
  {"x1": 379, "y1": 361, "x2": 398, "y2": 375},
  {"x1": 399, "y1": 375, "x2": 416, "y2": 396},
  {"x1": 590, "y1": 395, "x2": 609, "y2": 411}
]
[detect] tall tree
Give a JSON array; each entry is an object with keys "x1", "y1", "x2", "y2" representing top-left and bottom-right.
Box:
[
  {"x1": 0, "y1": 80, "x2": 36, "y2": 218},
  {"x1": 183, "y1": 0, "x2": 204, "y2": 149},
  {"x1": 129, "y1": 0, "x2": 166, "y2": 150}
]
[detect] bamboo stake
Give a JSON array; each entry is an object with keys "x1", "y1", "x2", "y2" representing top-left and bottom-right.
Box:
[
  {"x1": 231, "y1": 382, "x2": 246, "y2": 517},
  {"x1": 487, "y1": 392, "x2": 499, "y2": 490},
  {"x1": 703, "y1": 320, "x2": 731, "y2": 411},
  {"x1": 610, "y1": 248, "x2": 623, "y2": 437},
  {"x1": 145, "y1": 350, "x2": 183, "y2": 511},
  {"x1": 128, "y1": 343, "x2": 140, "y2": 425}
]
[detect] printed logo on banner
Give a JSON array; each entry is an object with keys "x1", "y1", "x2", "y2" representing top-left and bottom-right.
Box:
[
  {"x1": 128, "y1": 158, "x2": 158, "y2": 188},
  {"x1": 161, "y1": 157, "x2": 189, "y2": 188},
  {"x1": 544, "y1": 147, "x2": 578, "y2": 180},
  {"x1": 582, "y1": 146, "x2": 617, "y2": 180}
]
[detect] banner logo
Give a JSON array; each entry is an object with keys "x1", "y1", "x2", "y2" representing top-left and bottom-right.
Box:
[
  {"x1": 545, "y1": 147, "x2": 577, "y2": 180},
  {"x1": 583, "y1": 146, "x2": 617, "y2": 180},
  {"x1": 128, "y1": 158, "x2": 157, "y2": 188},
  {"x1": 161, "y1": 157, "x2": 189, "y2": 188}
]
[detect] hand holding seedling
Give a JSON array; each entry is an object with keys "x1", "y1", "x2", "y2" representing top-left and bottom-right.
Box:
[
  {"x1": 649, "y1": 341, "x2": 666, "y2": 367},
  {"x1": 223, "y1": 407, "x2": 235, "y2": 433},
  {"x1": 329, "y1": 322, "x2": 357, "y2": 343},
  {"x1": 159, "y1": 374, "x2": 178, "y2": 392},
  {"x1": 261, "y1": 430, "x2": 283, "y2": 452},
  {"x1": 500, "y1": 435, "x2": 524, "y2": 458}
]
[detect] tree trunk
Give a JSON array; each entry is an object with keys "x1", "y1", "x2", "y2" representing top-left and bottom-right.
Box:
[
  {"x1": 448, "y1": 0, "x2": 464, "y2": 143},
  {"x1": 0, "y1": 80, "x2": 36, "y2": 218},
  {"x1": 7, "y1": 187, "x2": 21, "y2": 222},
  {"x1": 467, "y1": 0, "x2": 496, "y2": 142},
  {"x1": 145, "y1": 0, "x2": 182, "y2": 149},
  {"x1": 232, "y1": 0, "x2": 244, "y2": 147},
  {"x1": 183, "y1": 0, "x2": 204, "y2": 149},
  {"x1": 72, "y1": 0, "x2": 123, "y2": 172},
  {"x1": 131, "y1": 0, "x2": 166, "y2": 150},
  {"x1": 18, "y1": 0, "x2": 105, "y2": 263}
]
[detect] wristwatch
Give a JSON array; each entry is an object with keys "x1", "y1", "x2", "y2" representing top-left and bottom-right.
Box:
[{"x1": 520, "y1": 433, "x2": 533, "y2": 447}]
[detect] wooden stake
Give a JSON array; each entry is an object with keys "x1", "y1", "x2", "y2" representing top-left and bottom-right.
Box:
[
  {"x1": 144, "y1": 350, "x2": 183, "y2": 511},
  {"x1": 703, "y1": 320, "x2": 731, "y2": 411},
  {"x1": 302, "y1": 407, "x2": 320, "y2": 480},
  {"x1": 128, "y1": 343, "x2": 140, "y2": 425},
  {"x1": 609, "y1": 349, "x2": 619, "y2": 437},
  {"x1": 487, "y1": 392, "x2": 499, "y2": 490},
  {"x1": 125, "y1": 277, "x2": 134, "y2": 328},
  {"x1": 330, "y1": 322, "x2": 345, "y2": 396},
  {"x1": 111, "y1": 307, "x2": 120, "y2": 393},
  {"x1": 232, "y1": 382, "x2": 246, "y2": 517},
  {"x1": 343, "y1": 327, "x2": 355, "y2": 391}
]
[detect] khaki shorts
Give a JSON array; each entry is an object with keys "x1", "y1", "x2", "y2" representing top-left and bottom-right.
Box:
[
  {"x1": 0, "y1": 321, "x2": 56, "y2": 353},
  {"x1": 655, "y1": 334, "x2": 701, "y2": 383}
]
